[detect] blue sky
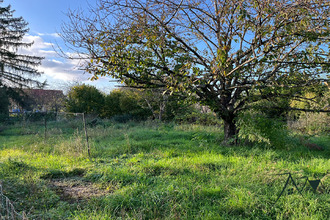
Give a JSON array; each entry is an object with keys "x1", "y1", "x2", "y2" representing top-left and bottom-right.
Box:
[{"x1": 4, "y1": 0, "x2": 116, "y2": 93}]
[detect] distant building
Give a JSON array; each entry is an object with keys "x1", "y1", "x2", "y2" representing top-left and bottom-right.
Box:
[{"x1": 9, "y1": 89, "x2": 65, "y2": 113}]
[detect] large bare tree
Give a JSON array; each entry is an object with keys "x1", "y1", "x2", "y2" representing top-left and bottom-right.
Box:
[{"x1": 61, "y1": 0, "x2": 330, "y2": 143}]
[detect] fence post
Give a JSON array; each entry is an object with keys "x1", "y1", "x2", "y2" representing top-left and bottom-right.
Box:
[
  {"x1": 82, "y1": 113, "x2": 91, "y2": 158},
  {"x1": 22, "y1": 112, "x2": 26, "y2": 131},
  {"x1": 44, "y1": 113, "x2": 47, "y2": 142}
]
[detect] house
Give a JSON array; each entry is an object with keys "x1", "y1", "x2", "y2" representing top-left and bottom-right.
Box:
[{"x1": 9, "y1": 89, "x2": 65, "y2": 112}]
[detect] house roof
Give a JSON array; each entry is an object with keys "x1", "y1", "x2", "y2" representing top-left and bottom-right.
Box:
[
  {"x1": 23, "y1": 89, "x2": 64, "y2": 99},
  {"x1": 23, "y1": 89, "x2": 65, "y2": 110}
]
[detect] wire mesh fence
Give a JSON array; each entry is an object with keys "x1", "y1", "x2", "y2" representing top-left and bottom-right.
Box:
[
  {"x1": 0, "y1": 183, "x2": 28, "y2": 220},
  {"x1": 0, "y1": 112, "x2": 97, "y2": 157},
  {"x1": 0, "y1": 112, "x2": 103, "y2": 219}
]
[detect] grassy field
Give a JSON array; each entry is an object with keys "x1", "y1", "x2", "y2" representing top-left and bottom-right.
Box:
[{"x1": 0, "y1": 121, "x2": 329, "y2": 219}]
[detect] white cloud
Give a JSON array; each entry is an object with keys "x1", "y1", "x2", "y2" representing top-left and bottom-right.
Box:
[
  {"x1": 36, "y1": 32, "x2": 60, "y2": 38},
  {"x1": 40, "y1": 58, "x2": 85, "y2": 81},
  {"x1": 22, "y1": 35, "x2": 54, "y2": 50},
  {"x1": 18, "y1": 33, "x2": 118, "y2": 91},
  {"x1": 18, "y1": 34, "x2": 84, "y2": 81},
  {"x1": 19, "y1": 35, "x2": 56, "y2": 58}
]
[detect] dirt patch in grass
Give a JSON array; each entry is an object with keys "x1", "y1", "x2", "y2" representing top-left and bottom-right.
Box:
[{"x1": 48, "y1": 178, "x2": 108, "y2": 203}]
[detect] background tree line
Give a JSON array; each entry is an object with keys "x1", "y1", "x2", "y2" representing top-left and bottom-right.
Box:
[
  {"x1": 65, "y1": 84, "x2": 221, "y2": 125},
  {"x1": 65, "y1": 83, "x2": 329, "y2": 147}
]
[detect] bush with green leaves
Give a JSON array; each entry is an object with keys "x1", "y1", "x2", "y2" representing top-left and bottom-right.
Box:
[
  {"x1": 0, "y1": 87, "x2": 9, "y2": 119},
  {"x1": 175, "y1": 108, "x2": 222, "y2": 126},
  {"x1": 102, "y1": 89, "x2": 151, "y2": 120},
  {"x1": 102, "y1": 89, "x2": 122, "y2": 118},
  {"x1": 65, "y1": 84, "x2": 104, "y2": 115},
  {"x1": 237, "y1": 110, "x2": 290, "y2": 148}
]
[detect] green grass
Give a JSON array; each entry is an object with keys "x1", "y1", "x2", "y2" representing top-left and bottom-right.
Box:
[{"x1": 0, "y1": 121, "x2": 329, "y2": 219}]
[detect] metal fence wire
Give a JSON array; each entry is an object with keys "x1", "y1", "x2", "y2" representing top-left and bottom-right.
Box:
[
  {"x1": 2, "y1": 112, "x2": 91, "y2": 157},
  {"x1": 0, "y1": 183, "x2": 28, "y2": 220}
]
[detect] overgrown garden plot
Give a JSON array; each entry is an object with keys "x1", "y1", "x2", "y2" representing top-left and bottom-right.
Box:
[{"x1": 0, "y1": 122, "x2": 329, "y2": 219}]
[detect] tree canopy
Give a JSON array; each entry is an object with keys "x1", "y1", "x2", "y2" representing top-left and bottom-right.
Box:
[
  {"x1": 66, "y1": 84, "x2": 105, "y2": 114},
  {"x1": 61, "y1": 0, "x2": 330, "y2": 142}
]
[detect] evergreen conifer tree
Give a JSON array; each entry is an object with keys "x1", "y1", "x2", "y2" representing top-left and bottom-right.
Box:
[{"x1": 0, "y1": 1, "x2": 43, "y2": 115}]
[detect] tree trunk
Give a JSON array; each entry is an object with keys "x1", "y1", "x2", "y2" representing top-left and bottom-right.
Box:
[{"x1": 223, "y1": 117, "x2": 238, "y2": 145}]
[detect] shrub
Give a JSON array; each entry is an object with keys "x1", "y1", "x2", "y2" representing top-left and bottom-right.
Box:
[
  {"x1": 102, "y1": 89, "x2": 151, "y2": 121},
  {"x1": 0, "y1": 87, "x2": 9, "y2": 116},
  {"x1": 0, "y1": 113, "x2": 9, "y2": 124},
  {"x1": 111, "y1": 114, "x2": 134, "y2": 123},
  {"x1": 66, "y1": 84, "x2": 104, "y2": 115},
  {"x1": 237, "y1": 110, "x2": 290, "y2": 148},
  {"x1": 175, "y1": 110, "x2": 222, "y2": 126}
]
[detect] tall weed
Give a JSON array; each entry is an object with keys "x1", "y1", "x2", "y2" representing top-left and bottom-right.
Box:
[{"x1": 289, "y1": 112, "x2": 330, "y2": 135}]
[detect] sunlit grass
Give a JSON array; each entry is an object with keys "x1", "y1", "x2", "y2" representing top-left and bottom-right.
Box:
[{"x1": 0, "y1": 121, "x2": 329, "y2": 219}]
